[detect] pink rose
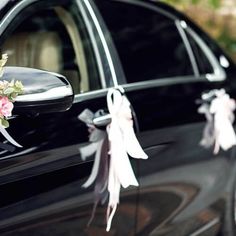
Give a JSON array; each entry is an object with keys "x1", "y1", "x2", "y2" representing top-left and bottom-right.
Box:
[{"x1": 0, "y1": 96, "x2": 13, "y2": 117}]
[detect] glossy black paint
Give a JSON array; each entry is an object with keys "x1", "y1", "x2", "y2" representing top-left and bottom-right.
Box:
[{"x1": 0, "y1": 0, "x2": 236, "y2": 236}]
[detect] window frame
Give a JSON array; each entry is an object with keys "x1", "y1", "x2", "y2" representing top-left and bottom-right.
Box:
[
  {"x1": 92, "y1": 0, "x2": 201, "y2": 85},
  {"x1": 80, "y1": 0, "x2": 126, "y2": 87},
  {"x1": 91, "y1": 0, "x2": 226, "y2": 90},
  {"x1": 182, "y1": 21, "x2": 226, "y2": 82}
]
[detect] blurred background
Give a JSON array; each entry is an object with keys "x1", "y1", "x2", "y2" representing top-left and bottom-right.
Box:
[{"x1": 160, "y1": 0, "x2": 236, "y2": 62}]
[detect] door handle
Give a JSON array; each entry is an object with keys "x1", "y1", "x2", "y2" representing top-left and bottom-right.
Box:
[{"x1": 93, "y1": 112, "x2": 111, "y2": 127}]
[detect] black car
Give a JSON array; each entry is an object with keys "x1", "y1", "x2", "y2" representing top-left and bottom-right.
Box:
[{"x1": 0, "y1": 0, "x2": 236, "y2": 235}]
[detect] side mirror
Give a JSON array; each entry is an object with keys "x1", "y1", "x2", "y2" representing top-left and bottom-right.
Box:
[{"x1": 2, "y1": 67, "x2": 74, "y2": 115}]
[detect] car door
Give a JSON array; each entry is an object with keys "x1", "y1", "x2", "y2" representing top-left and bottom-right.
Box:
[
  {"x1": 0, "y1": 0, "x2": 138, "y2": 235},
  {"x1": 93, "y1": 0, "x2": 236, "y2": 235}
]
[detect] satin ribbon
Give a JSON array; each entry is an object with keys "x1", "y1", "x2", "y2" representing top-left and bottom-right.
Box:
[
  {"x1": 78, "y1": 109, "x2": 109, "y2": 225},
  {"x1": 199, "y1": 89, "x2": 236, "y2": 154},
  {"x1": 106, "y1": 88, "x2": 147, "y2": 231},
  {"x1": 0, "y1": 126, "x2": 22, "y2": 148},
  {"x1": 198, "y1": 103, "x2": 215, "y2": 148},
  {"x1": 78, "y1": 88, "x2": 148, "y2": 232},
  {"x1": 78, "y1": 109, "x2": 107, "y2": 188}
]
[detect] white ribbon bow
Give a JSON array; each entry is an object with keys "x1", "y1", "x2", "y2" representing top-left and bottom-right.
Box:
[
  {"x1": 106, "y1": 88, "x2": 148, "y2": 231},
  {"x1": 210, "y1": 89, "x2": 236, "y2": 153},
  {"x1": 78, "y1": 109, "x2": 106, "y2": 188},
  {"x1": 199, "y1": 89, "x2": 236, "y2": 154},
  {"x1": 78, "y1": 88, "x2": 148, "y2": 232}
]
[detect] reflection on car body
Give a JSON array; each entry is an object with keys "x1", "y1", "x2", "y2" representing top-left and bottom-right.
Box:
[{"x1": 0, "y1": 0, "x2": 236, "y2": 235}]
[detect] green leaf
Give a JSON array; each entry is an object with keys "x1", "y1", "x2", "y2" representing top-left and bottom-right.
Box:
[
  {"x1": 0, "y1": 118, "x2": 9, "y2": 128},
  {"x1": 9, "y1": 92, "x2": 17, "y2": 101},
  {"x1": 2, "y1": 119, "x2": 9, "y2": 128},
  {"x1": 15, "y1": 80, "x2": 24, "y2": 91},
  {"x1": 3, "y1": 87, "x2": 14, "y2": 95}
]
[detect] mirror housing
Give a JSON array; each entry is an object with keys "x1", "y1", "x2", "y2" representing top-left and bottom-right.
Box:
[{"x1": 2, "y1": 67, "x2": 74, "y2": 115}]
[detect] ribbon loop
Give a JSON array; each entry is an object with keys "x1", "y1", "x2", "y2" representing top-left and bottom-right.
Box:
[
  {"x1": 78, "y1": 87, "x2": 148, "y2": 231},
  {"x1": 199, "y1": 89, "x2": 236, "y2": 154}
]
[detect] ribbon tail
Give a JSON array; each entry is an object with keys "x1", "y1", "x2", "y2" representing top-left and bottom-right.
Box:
[
  {"x1": 82, "y1": 139, "x2": 104, "y2": 188},
  {"x1": 109, "y1": 124, "x2": 139, "y2": 188},
  {"x1": 198, "y1": 104, "x2": 215, "y2": 148},
  {"x1": 214, "y1": 138, "x2": 220, "y2": 154},
  {"x1": 80, "y1": 142, "x2": 98, "y2": 161},
  {"x1": 0, "y1": 126, "x2": 22, "y2": 147},
  {"x1": 116, "y1": 150, "x2": 139, "y2": 188},
  {"x1": 106, "y1": 204, "x2": 117, "y2": 232},
  {"x1": 214, "y1": 117, "x2": 236, "y2": 152},
  {"x1": 87, "y1": 200, "x2": 98, "y2": 227},
  {"x1": 106, "y1": 167, "x2": 120, "y2": 232},
  {"x1": 95, "y1": 135, "x2": 109, "y2": 195},
  {"x1": 123, "y1": 127, "x2": 148, "y2": 159}
]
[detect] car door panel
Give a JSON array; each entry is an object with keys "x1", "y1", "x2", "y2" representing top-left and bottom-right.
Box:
[
  {"x1": 80, "y1": 0, "x2": 236, "y2": 235},
  {"x1": 124, "y1": 79, "x2": 232, "y2": 235},
  {"x1": 0, "y1": 94, "x2": 138, "y2": 235}
]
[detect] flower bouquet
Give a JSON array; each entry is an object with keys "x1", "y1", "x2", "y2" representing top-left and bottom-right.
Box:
[{"x1": 0, "y1": 54, "x2": 23, "y2": 128}]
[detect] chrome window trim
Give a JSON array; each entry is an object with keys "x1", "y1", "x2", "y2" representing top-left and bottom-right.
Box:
[
  {"x1": 77, "y1": 0, "x2": 106, "y2": 89},
  {"x1": 82, "y1": 0, "x2": 119, "y2": 87},
  {"x1": 183, "y1": 21, "x2": 226, "y2": 82},
  {"x1": 73, "y1": 76, "x2": 209, "y2": 103},
  {"x1": 175, "y1": 20, "x2": 199, "y2": 77},
  {"x1": 0, "y1": 0, "x2": 31, "y2": 34},
  {"x1": 88, "y1": 0, "x2": 127, "y2": 85},
  {"x1": 121, "y1": 75, "x2": 210, "y2": 93},
  {"x1": 74, "y1": 88, "x2": 109, "y2": 103}
]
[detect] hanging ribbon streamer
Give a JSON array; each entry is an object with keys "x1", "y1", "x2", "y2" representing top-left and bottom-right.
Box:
[
  {"x1": 106, "y1": 87, "x2": 148, "y2": 231},
  {"x1": 78, "y1": 87, "x2": 148, "y2": 231},
  {"x1": 78, "y1": 109, "x2": 109, "y2": 226},
  {"x1": 198, "y1": 89, "x2": 236, "y2": 154},
  {"x1": 0, "y1": 126, "x2": 22, "y2": 148}
]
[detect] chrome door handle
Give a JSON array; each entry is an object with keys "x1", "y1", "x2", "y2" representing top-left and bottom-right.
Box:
[{"x1": 93, "y1": 113, "x2": 111, "y2": 127}]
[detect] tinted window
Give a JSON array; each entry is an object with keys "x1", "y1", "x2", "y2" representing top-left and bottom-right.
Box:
[
  {"x1": 185, "y1": 31, "x2": 214, "y2": 75},
  {"x1": 95, "y1": 0, "x2": 193, "y2": 83}
]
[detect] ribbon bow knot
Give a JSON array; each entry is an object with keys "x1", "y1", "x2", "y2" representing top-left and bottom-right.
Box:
[
  {"x1": 79, "y1": 87, "x2": 148, "y2": 231},
  {"x1": 198, "y1": 89, "x2": 236, "y2": 154}
]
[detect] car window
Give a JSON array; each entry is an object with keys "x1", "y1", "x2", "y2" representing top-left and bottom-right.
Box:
[
  {"x1": 0, "y1": 0, "x2": 100, "y2": 94},
  {"x1": 185, "y1": 30, "x2": 214, "y2": 75},
  {"x1": 95, "y1": 0, "x2": 194, "y2": 83}
]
